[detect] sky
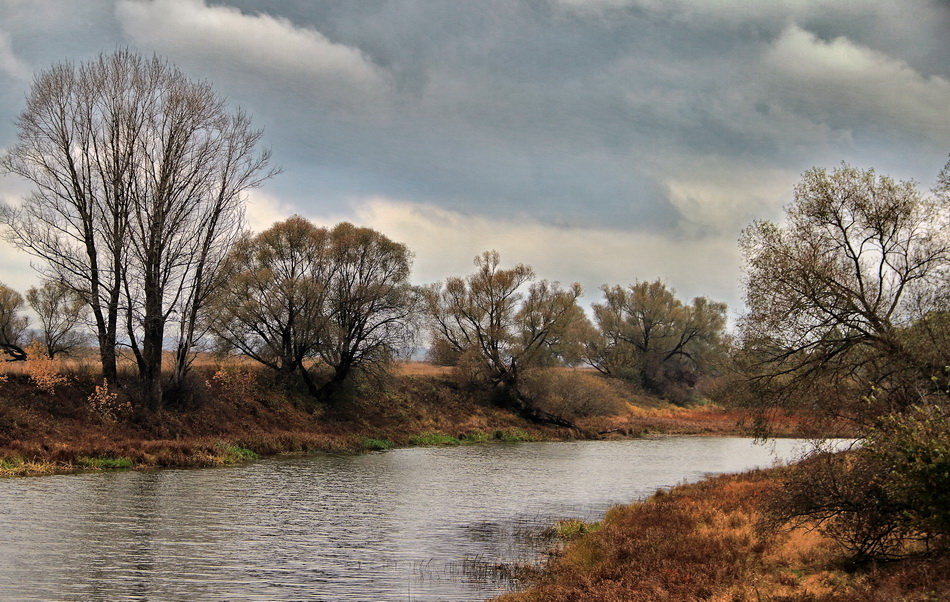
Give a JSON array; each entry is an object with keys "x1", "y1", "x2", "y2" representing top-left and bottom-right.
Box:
[{"x1": 0, "y1": 0, "x2": 947, "y2": 317}]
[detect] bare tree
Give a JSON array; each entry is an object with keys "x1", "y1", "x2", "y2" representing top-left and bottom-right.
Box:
[
  {"x1": 423, "y1": 251, "x2": 583, "y2": 425},
  {"x1": 2, "y1": 51, "x2": 275, "y2": 407},
  {"x1": 1, "y1": 53, "x2": 137, "y2": 381},
  {"x1": 26, "y1": 280, "x2": 88, "y2": 358},
  {"x1": 737, "y1": 163, "x2": 949, "y2": 428},
  {"x1": 587, "y1": 280, "x2": 726, "y2": 400},
  {"x1": 0, "y1": 284, "x2": 29, "y2": 361}
]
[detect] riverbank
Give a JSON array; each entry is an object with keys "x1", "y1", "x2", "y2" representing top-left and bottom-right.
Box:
[
  {"x1": 0, "y1": 362, "x2": 813, "y2": 477},
  {"x1": 498, "y1": 466, "x2": 949, "y2": 601}
]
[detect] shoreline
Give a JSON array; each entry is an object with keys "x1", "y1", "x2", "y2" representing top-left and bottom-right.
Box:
[{"x1": 0, "y1": 365, "x2": 822, "y2": 478}]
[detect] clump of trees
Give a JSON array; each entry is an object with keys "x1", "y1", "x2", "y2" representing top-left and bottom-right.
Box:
[
  {"x1": 209, "y1": 217, "x2": 418, "y2": 402},
  {"x1": 736, "y1": 162, "x2": 950, "y2": 561},
  {"x1": 585, "y1": 280, "x2": 726, "y2": 403},
  {"x1": 422, "y1": 251, "x2": 585, "y2": 425}
]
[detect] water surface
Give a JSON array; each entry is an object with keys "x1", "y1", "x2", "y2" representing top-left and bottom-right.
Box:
[{"x1": 0, "y1": 437, "x2": 816, "y2": 600}]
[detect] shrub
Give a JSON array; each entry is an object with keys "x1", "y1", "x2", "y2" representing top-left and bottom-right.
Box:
[
  {"x1": 520, "y1": 369, "x2": 625, "y2": 420},
  {"x1": 768, "y1": 406, "x2": 949, "y2": 562},
  {"x1": 206, "y1": 365, "x2": 258, "y2": 400},
  {"x1": 865, "y1": 404, "x2": 949, "y2": 547},
  {"x1": 24, "y1": 341, "x2": 68, "y2": 393},
  {"x1": 88, "y1": 379, "x2": 131, "y2": 421}
]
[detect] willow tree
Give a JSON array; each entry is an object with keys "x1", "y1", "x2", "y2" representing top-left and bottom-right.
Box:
[
  {"x1": 737, "y1": 163, "x2": 949, "y2": 428},
  {"x1": 1, "y1": 50, "x2": 275, "y2": 407},
  {"x1": 27, "y1": 280, "x2": 87, "y2": 359},
  {"x1": 586, "y1": 280, "x2": 726, "y2": 400},
  {"x1": 211, "y1": 217, "x2": 416, "y2": 401},
  {"x1": 423, "y1": 251, "x2": 583, "y2": 424},
  {"x1": 0, "y1": 284, "x2": 28, "y2": 361}
]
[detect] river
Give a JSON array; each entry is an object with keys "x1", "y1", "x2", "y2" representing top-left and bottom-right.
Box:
[{"x1": 0, "y1": 437, "x2": 818, "y2": 601}]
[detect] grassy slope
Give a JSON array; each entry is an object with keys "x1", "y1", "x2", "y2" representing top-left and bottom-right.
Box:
[
  {"x1": 0, "y1": 362, "x2": 801, "y2": 476},
  {"x1": 498, "y1": 467, "x2": 948, "y2": 601}
]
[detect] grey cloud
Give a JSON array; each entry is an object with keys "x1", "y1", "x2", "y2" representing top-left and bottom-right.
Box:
[{"x1": 0, "y1": 0, "x2": 946, "y2": 306}]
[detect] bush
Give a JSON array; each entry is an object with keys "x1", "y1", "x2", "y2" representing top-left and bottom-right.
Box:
[
  {"x1": 866, "y1": 404, "x2": 950, "y2": 546},
  {"x1": 520, "y1": 369, "x2": 625, "y2": 420},
  {"x1": 768, "y1": 405, "x2": 949, "y2": 561}
]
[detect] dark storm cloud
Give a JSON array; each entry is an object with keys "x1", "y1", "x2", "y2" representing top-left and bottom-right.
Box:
[{"x1": 0, "y1": 0, "x2": 946, "y2": 308}]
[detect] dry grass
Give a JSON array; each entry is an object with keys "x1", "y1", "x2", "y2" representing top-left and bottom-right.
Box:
[
  {"x1": 0, "y1": 357, "x2": 823, "y2": 477},
  {"x1": 498, "y1": 468, "x2": 949, "y2": 601}
]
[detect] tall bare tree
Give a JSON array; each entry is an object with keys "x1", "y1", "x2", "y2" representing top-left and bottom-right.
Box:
[
  {"x1": 26, "y1": 280, "x2": 88, "y2": 358},
  {"x1": 737, "y1": 163, "x2": 949, "y2": 427},
  {"x1": 1, "y1": 53, "x2": 137, "y2": 380},
  {"x1": 0, "y1": 284, "x2": 29, "y2": 361},
  {"x1": 2, "y1": 51, "x2": 275, "y2": 407},
  {"x1": 423, "y1": 251, "x2": 583, "y2": 424}
]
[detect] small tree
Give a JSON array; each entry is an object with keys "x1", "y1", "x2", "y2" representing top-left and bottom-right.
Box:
[
  {"x1": 26, "y1": 280, "x2": 87, "y2": 358},
  {"x1": 423, "y1": 251, "x2": 583, "y2": 424},
  {"x1": 0, "y1": 284, "x2": 29, "y2": 361}
]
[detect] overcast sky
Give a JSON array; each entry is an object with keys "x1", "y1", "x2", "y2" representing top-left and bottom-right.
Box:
[{"x1": 0, "y1": 0, "x2": 947, "y2": 315}]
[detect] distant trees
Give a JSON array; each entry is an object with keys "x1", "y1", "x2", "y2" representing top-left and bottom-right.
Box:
[
  {"x1": 585, "y1": 281, "x2": 726, "y2": 402},
  {"x1": 210, "y1": 217, "x2": 417, "y2": 401},
  {"x1": 0, "y1": 284, "x2": 28, "y2": 361},
  {"x1": 1, "y1": 50, "x2": 275, "y2": 407},
  {"x1": 26, "y1": 280, "x2": 87, "y2": 359},
  {"x1": 423, "y1": 251, "x2": 584, "y2": 424}
]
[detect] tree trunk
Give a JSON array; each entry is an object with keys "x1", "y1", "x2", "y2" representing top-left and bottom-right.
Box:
[{"x1": 140, "y1": 265, "x2": 165, "y2": 410}]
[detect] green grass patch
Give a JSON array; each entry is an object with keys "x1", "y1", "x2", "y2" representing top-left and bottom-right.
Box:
[
  {"x1": 217, "y1": 443, "x2": 259, "y2": 462},
  {"x1": 0, "y1": 456, "x2": 24, "y2": 470},
  {"x1": 360, "y1": 437, "x2": 395, "y2": 451},
  {"x1": 553, "y1": 518, "x2": 600, "y2": 540},
  {"x1": 493, "y1": 428, "x2": 539, "y2": 442},
  {"x1": 409, "y1": 432, "x2": 462, "y2": 446},
  {"x1": 77, "y1": 456, "x2": 134, "y2": 469},
  {"x1": 459, "y1": 430, "x2": 491, "y2": 443}
]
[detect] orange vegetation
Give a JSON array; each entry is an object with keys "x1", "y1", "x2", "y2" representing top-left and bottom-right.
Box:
[
  {"x1": 498, "y1": 468, "x2": 948, "y2": 601},
  {"x1": 1, "y1": 358, "x2": 815, "y2": 476}
]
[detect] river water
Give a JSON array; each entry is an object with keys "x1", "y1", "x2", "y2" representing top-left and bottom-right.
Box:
[{"x1": 0, "y1": 437, "x2": 817, "y2": 601}]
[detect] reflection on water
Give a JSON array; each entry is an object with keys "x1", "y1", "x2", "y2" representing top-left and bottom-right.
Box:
[{"x1": 0, "y1": 438, "x2": 818, "y2": 600}]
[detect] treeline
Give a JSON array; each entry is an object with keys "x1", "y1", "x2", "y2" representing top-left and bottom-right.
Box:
[{"x1": 0, "y1": 51, "x2": 727, "y2": 418}]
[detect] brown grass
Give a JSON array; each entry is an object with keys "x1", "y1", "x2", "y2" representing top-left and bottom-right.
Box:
[
  {"x1": 0, "y1": 358, "x2": 824, "y2": 476},
  {"x1": 498, "y1": 468, "x2": 948, "y2": 601}
]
